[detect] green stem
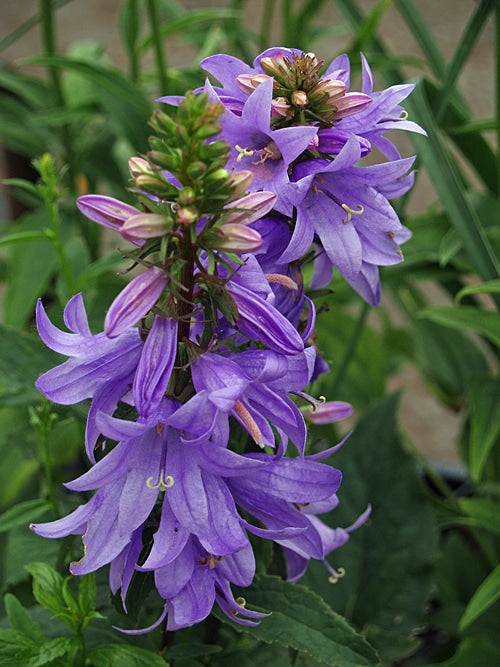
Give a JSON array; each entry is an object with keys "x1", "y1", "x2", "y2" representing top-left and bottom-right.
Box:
[
  {"x1": 31, "y1": 400, "x2": 60, "y2": 518},
  {"x1": 496, "y1": 0, "x2": 500, "y2": 198},
  {"x1": 39, "y1": 0, "x2": 76, "y2": 191},
  {"x1": 282, "y1": 0, "x2": 294, "y2": 45},
  {"x1": 330, "y1": 301, "x2": 370, "y2": 397},
  {"x1": 259, "y1": 0, "x2": 274, "y2": 51},
  {"x1": 435, "y1": 0, "x2": 493, "y2": 123},
  {"x1": 147, "y1": 0, "x2": 168, "y2": 95},
  {"x1": 48, "y1": 195, "x2": 76, "y2": 297}
]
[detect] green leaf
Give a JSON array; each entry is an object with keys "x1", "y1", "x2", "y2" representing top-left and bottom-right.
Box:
[
  {"x1": 137, "y1": 9, "x2": 239, "y2": 54},
  {"x1": 166, "y1": 643, "x2": 222, "y2": 660},
  {"x1": 3, "y1": 594, "x2": 45, "y2": 642},
  {"x1": 303, "y1": 394, "x2": 438, "y2": 636},
  {"x1": 25, "y1": 562, "x2": 79, "y2": 632},
  {"x1": 0, "y1": 326, "x2": 58, "y2": 406},
  {"x1": 119, "y1": 0, "x2": 144, "y2": 55},
  {"x1": 0, "y1": 231, "x2": 52, "y2": 248},
  {"x1": 314, "y1": 307, "x2": 386, "y2": 408},
  {"x1": 405, "y1": 81, "x2": 500, "y2": 289},
  {"x1": 459, "y1": 565, "x2": 500, "y2": 631},
  {"x1": 0, "y1": 499, "x2": 52, "y2": 533},
  {"x1": 219, "y1": 574, "x2": 380, "y2": 666},
  {"x1": 362, "y1": 625, "x2": 420, "y2": 665},
  {"x1": 419, "y1": 306, "x2": 500, "y2": 348},
  {"x1": 467, "y1": 375, "x2": 500, "y2": 482},
  {"x1": 0, "y1": 628, "x2": 36, "y2": 658},
  {"x1": 25, "y1": 636, "x2": 78, "y2": 666},
  {"x1": 2, "y1": 211, "x2": 58, "y2": 330},
  {"x1": 411, "y1": 319, "x2": 489, "y2": 401},
  {"x1": 85, "y1": 644, "x2": 167, "y2": 667},
  {"x1": 458, "y1": 498, "x2": 500, "y2": 537},
  {"x1": 425, "y1": 638, "x2": 500, "y2": 667},
  {"x1": 456, "y1": 279, "x2": 500, "y2": 303}
]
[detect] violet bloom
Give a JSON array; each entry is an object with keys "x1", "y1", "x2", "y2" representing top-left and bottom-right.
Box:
[
  {"x1": 210, "y1": 254, "x2": 306, "y2": 355},
  {"x1": 30, "y1": 405, "x2": 270, "y2": 630},
  {"x1": 227, "y1": 448, "x2": 370, "y2": 583},
  {"x1": 139, "y1": 536, "x2": 269, "y2": 632},
  {"x1": 216, "y1": 77, "x2": 317, "y2": 213},
  {"x1": 35, "y1": 294, "x2": 142, "y2": 463},
  {"x1": 325, "y1": 53, "x2": 426, "y2": 160},
  {"x1": 168, "y1": 347, "x2": 315, "y2": 453},
  {"x1": 282, "y1": 135, "x2": 416, "y2": 305}
]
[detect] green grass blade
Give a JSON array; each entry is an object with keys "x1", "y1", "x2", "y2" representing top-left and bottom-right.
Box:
[
  {"x1": 435, "y1": 0, "x2": 494, "y2": 121},
  {"x1": 406, "y1": 81, "x2": 500, "y2": 295}
]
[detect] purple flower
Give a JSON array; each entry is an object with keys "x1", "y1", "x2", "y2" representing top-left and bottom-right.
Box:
[
  {"x1": 281, "y1": 136, "x2": 416, "y2": 304},
  {"x1": 303, "y1": 400, "x2": 353, "y2": 424},
  {"x1": 35, "y1": 294, "x2": 143, "y2": 462},
  {"x1": 169, "y1": 347, "x2": 315, "y2": 453},
  {"x1": 132, "y1": 315, "x2": 178, "y2": 417},
  {"x1": 216, "y1": 77, "x2": 317, "y2": 213},
  {"x1": 326, "y1": 53, "x2": 426, "y2": 160}
]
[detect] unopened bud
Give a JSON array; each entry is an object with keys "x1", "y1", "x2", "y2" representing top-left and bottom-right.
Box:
[
  {"x1": 186, "y1": 161, "x2": 206, "y2": 180},
  {"x1": 333, "y1": 92, "x2": 372, "y2": 120},
  {"x1": 260, "y1": 55, "x2": 288, "y2": 78},
  {"x1": 311, "y1": 78, "x2": 346, "y2": 102},
  {"x1": 291, "y1": 90, "x2": 309, "y2": 107},
  {"x1": 178, "y1": 187, "x2": 196, "y2": 206},
  {"x1": 224, "y1": 191, "x2": 277, "y2": 226},
  {"x1": 271, "y1": 96, "x2": 291, "y2": 118},
  {"x1": 226, "y1": 170, "x2": 254, "y2": 201},
  {"x1": 135, "y1": 174, "x2": 178, "y2": 198},
  {"x1": 236, "y1": 73, "x2": 271, "y2": 95},
  {"x1": 128, "y1": 157, "x2": 153, "y2": 178},
  {"x1": 303, "y1": 400, "x2": 353, "y2": 424},
  {"x1": 176, "y1": 206, "x2": 197, "y2": 225},
  {"x1": 121, "y1": 213, "x2": 172, "y2": 239},
  {"x1": 205, "y1": 167, "x2": 230, "y2": 184},
  {"x1": 215, "y1": 223, "x2": 263, "y2": 253}
]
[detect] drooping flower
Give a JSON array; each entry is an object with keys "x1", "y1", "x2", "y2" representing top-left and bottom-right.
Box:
[
  {"x1": 35, "y1": 294, "x2": 143, "y2": 463},
  {"x1": 281, "y1": 136, "x2": 416, "y2": 304}
]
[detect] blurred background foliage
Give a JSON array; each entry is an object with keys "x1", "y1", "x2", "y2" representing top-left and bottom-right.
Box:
[{"x1": 0, "y1": 1, "x2": 499, "y2": 665}]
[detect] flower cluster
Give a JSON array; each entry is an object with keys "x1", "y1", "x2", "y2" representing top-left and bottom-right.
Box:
[
  {"x1": 166, "y1": 47, "x2": 425, "y2": 305},
  {"x1": 32, "y1": 47, "x2": 420, "y2": 632}
]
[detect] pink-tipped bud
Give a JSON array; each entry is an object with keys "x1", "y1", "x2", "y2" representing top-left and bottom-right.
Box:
[
  {"x1": 216, "y1": 222, "x2": 263, "y2": 253},
  {"x1": 333, "y1": 92, "x2": 372, "y2": 120},
  {"x1": 271, "y1": 96, "x2": 291, "y2": 118},
  {"x1": 224, "y1": 191, "x2": 277, "y2": 226},
  {"x1": 303, "y1": 400, "x2": 353, "y2": 424},
  {"x1": 128, "y1": 157, "x2": 153, "y2": 179},
  {"x1": 313, "y1": 78, "x2": 346, "y2": 102},
  {"x1": 291, "y1": 90, "x2": 309, "y2": 107},
  {"x1": 226, "y1": 170, "x2": 254, "y2": 202},
  {"x1": 176, "y1": 206, "x2": 197, "y2": 226},
  {"x1": 121, "y1": 213, "x2": 172, "y2": 239},
  {"x1": 260, "y1": 55, "x2": 289, "y2": 78},
  {"x1": 236, "y1": 73, "x2": 271, "y2": 95}
]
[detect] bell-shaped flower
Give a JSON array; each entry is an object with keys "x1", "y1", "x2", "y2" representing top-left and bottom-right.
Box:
[
  {"x1": 35, "y1": 294, "x2": 143, "y2": 462},
  {"x1": 217, "y1": 78, "x2": 317, "y2": 214}
]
